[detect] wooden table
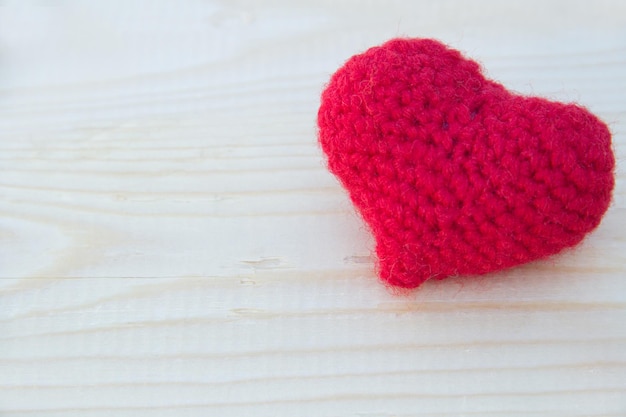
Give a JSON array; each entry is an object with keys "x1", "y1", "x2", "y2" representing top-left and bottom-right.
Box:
[{"x1": 1, "y1": 1, "x2": 625, "y2": 415}]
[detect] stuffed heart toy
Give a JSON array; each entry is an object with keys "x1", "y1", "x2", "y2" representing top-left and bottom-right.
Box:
[{"x1": 318, "y1": 38, "x2": 614, "y2": 289}]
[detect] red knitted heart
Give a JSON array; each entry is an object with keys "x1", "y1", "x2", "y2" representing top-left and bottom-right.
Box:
[{"x1": 318, "y1": 38, "x2": 614, "y2": 289}]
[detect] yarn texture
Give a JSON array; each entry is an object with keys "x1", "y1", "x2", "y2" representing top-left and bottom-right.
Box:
[{"x1": 318, "y1": 38, "x2": 615, "y2": 289}]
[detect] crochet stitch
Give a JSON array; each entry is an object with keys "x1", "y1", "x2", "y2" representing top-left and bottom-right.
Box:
[{"x1": 318, "y1": 38, "x2": 614, "y2": 289}]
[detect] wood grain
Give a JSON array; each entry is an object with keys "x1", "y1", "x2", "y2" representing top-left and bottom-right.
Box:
[{"x1": 1, "y1": 1, "x2": 625, "y2": 416}]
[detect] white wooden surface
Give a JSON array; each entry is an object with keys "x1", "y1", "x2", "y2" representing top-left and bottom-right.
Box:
[{"x1": 1, "y1": 1, "x2": 625, "y2": 416}]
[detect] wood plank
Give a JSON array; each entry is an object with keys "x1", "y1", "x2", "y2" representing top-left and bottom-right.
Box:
[{"x1": 1, "y1": 1, "x2": 625, "y2": 415}]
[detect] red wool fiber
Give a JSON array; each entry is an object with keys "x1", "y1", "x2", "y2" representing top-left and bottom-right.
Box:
[{"x1": 318, "y1": 38, "x2": 615, "y2": 289}]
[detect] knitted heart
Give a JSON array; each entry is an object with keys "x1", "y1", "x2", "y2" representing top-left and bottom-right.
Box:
[{"x1": 318, "y1": 38, "x2": 614, "y2": 289}]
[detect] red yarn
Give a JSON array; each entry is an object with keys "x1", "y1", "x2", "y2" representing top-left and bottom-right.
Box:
[{"x1": 318, "y1": 38, "x2": 615, "y2": 289}]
